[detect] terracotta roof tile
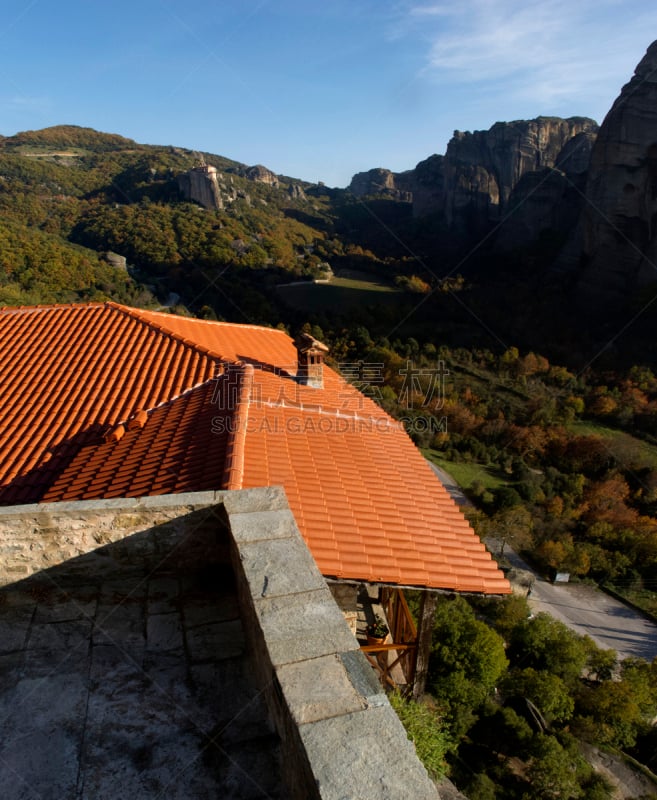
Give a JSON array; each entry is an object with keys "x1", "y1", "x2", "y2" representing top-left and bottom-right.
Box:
[{"x1": 1, "y1": 302, "x2": 509, "y2": 594}]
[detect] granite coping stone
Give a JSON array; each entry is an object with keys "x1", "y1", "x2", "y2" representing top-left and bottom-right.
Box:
[
  {"x1": 251, "y1": 588, "x2": 360, "y2": 666},
  {"x1": 225, "y1": 489, "x2": 441, "y2": 799},
  {"x1": 238, "y1": 536, "x2": 326, "y2": 598},
  {"x1": 0, "y1": 491, "x2": 224, "y2": 517},
  {"x1": 298, "y1": 705, "x2": 439, "y2": 800},
  {"x1": 229, "y1": 508, "x2": 301, "y2": 544},
  {"x1": 276, "y1": 653, "x2": 367, "y2": 725},
  {"x1": 338, "y1": 650, "x2": 388, "y2": 708},
  {"x1": 222, "y1": 485, "x2": 289, "y2": 515},
  {"x1": 0, "y1": 487, "x2": 286, "y2": 522}
]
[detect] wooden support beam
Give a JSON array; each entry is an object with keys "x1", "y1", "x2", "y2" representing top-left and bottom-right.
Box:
[{"x1": 412, "y1": 591, "x2": 438, "y2": 699}]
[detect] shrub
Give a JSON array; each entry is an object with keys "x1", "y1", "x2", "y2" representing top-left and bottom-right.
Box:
[{"x1": 388, "y1": 692, "x2": 451, "y2": 781}]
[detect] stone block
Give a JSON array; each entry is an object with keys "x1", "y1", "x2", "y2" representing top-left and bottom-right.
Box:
[
  {"x1": 298, "y1": 705, "x2": 440, "y2": 800},
  {"x1": 0, "y1": 605, "x2": 34, "y2": 654},
  {"x1": 0, "y1": 672, "x2": 88, "y2": 800},
  {"x1": 146, "y1": 612, "x2": 183, "y2": 653},
  {"x1": 339, "y1": 649, "x2": 388, "y2": 708},
  {"x1": 222, "y1": 485, "x2": 289, "y2": 515},
  {"x1": 35, "y1": 594, "x2": 97, "y2": 623},
  {"x1": 328, "y1": 582, "x2": 359, "y2": 611},
  {"x1": 229, "y1": 508, "x2": 299, "y2": 543},
  {"x1": 147, "y1": 577, "x2": 180, "y2": 614},
  {"x1": 93, "y1": 605, "x2": 146, "y2": 651},
  {"x1": 277, "y1": 653, "x2": 366, "y2": 725},
  {"x1": 184, "y1": 619, "x2": 245, "y2": 662},
  {"x1": 26, "y1": 618, "x2": 93, "y2": 652},
  {"x1": 239, "y1": 537, "x2": 325, "y2": 599},
  {"x1": 252, "y1": 589, "x2": 359, "y2": 666},
  {"x1": 90, "y1": 644, "x2": 145, "y2": 681}
]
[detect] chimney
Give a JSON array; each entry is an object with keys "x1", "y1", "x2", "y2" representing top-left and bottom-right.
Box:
[{"x1": 294, "y1": 333, "x2": 329, "y2": 389}]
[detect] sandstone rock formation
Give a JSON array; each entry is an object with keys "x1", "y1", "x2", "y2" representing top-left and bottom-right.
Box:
[
  {"x1": 244, "y1": 164, "x2": 279, "y2": 187},
  {"x1": 442, "y1": 117, "x2": 597, "y2": 234},
  {"x1": 348, "y1": 168, "x2": 414, "y2": 202},
  {"x1": 571, "y1": 40, "x2": 657, "y2": 296},
  {"x1": 177, "y1": 165, "x2": 223, "y2": 210},
  {"x1": 347, "y1": 117, "x2": 597, "y2": 243},
  {"x1": 496, "y1": 131, "x2": 596, "y2": 250},
  {"x1": 412, "y1": 154, "x2": 445, "y2": 218},
  {"x1": 288, "y1": 182, "x2": 307, "y2": 201}
]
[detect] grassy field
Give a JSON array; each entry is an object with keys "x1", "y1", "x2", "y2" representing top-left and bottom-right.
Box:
[
  {"x1": 277, "y1": 269, "x2": 403, "y2": 312},
  {"x1": 568, "y1": 420, "x2": 657, "y2": 470},
  {"x1": 422, "y1": 449, "x2": 509, "y2": 491},
  {"x1": 328, "y1": 268, "x2": 399, "y2": 291}
]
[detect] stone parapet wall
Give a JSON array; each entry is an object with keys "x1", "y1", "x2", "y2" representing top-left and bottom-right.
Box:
[
  {"x1": 0, "y1": 487, "x2": 440, "y2": 799},
  {"x1": 224, "y1": 487, "x2": 440, "y2": 800},
  {"x1": 0, "y1": 493, "x2": 227, "y2": 585}
]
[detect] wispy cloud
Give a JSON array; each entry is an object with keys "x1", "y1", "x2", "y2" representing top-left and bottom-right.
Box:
[
  {"x1": 1, "y1": 95, "x2": 52, "y2": 114},
  {"x1": 395, "y1": 0, "x2": 657, "y2": 111}
]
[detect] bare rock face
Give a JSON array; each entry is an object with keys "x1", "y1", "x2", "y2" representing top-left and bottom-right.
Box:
[
  {"x1": 244, "y1": 164, "x2": 279, "y2": 187},
  {"x1": 103, "y1": 251, "x2": 127, "y2": 270},
  {"x1": 411, "y1": 154, "x2": 445, "y2": 217},
  {"x1": 288, "y1": 183, "x2": 307, "y2": 201},
  {"x1": 574, "y1": 40, "x2": 657, "y2": 295},
  {"x1": 177, "y1": 165, "x2": 223, "y2": 210},
  {"x1": 555, "y1": 130, "x2": 597, "y2": 175},
  {"x1": 443, "y1": 117, "x2": 597, "y2": 233},
  {"x1": 496, "y1": 168, "x2": 572, "y2": 249},
  {"x1": 346, "y1": 118, "x2": 597, "y2": 243},
  {"x1": 348, "y1": 168, "x2": 414, "y2": 202},
  {"x1": 496, "y1": 132, "x2": 597, "y2": 250}
]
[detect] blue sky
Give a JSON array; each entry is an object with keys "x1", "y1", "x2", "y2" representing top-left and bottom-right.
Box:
[{"x1": 1, "y1": 1, "x2": 656, "y2": 187}]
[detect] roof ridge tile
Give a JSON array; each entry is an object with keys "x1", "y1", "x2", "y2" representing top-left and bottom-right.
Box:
[
  {"x1": 131, "y1": 306, "x2": 291, "y2": 336},
  {"x1": 106, "y1": 302, "x2": 228, "y2": 364},
  {"x1": 222, "y1": 363, "x2": 254, "y2": 491}
]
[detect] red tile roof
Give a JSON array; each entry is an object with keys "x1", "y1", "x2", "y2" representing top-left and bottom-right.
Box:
[{"x1": 1, "y1": 302, "x2": 509, "y2": 594}]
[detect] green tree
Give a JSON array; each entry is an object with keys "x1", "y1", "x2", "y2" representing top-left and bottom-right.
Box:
[
  {"x1": 465, "y1": 772, "x2": 498, "y2": 800},
  {"x1": 575, "y1": 681, "x2": 644, "y2": 748},
  {"x1": 525, "y1": 734, "x2": 586, "y2": 800},
  {"x1": 480, "y1": 505, "x2": 533, "y2": 557},
  {"x1": 584, "y1": 642, "x2": 617, "y2": 682},
  {"x1": 428, "y1": 596, "x2": 508, "y2": 734},
  {"x1": 507, "y1": 613, "x2": 589, "y2": 686},
  {"x1": 502, "y1": 667, "x2": 575, "y2": 724}
]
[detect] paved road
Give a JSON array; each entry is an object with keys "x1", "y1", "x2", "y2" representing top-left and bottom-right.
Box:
[
  {"x1": 497, "y1": 544, "x2": 657, "y2": 662},
  {"x1": 426, "y1": 459, "x2": 657, "y2": 662}
]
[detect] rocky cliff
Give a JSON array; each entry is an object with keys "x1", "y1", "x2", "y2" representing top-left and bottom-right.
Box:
[
  {"x1": 496, "y1": 129, "x2": 597, "y2": 250},
  {"x1": 444, "y1": 117, "x2": 597, "y2": 237},
  {"x1": 348, "y1": 167, "x2": 414, "y2": 202},
  {"x1": 177, "y1": 165, "x2": 223, "y2": 210},
  {"x1": 244, "y1": 164, "x2": 280, "y2": 187},
  {"x1": 569, "y1": 40, "x2": 657, "y2": 297},
  {"x1": 347, "y1": 117, "x2": 598, "y2": 243},
  {"x1": 411, "y1": 154, "x2": 445, "y2": 217}
]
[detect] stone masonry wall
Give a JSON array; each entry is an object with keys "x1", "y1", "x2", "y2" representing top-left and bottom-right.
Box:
[
  {"x1": 0, "y1": 493, "x2": 227, "y2": 586},
  {"x1": 0, "y1": 488, "x2": 440, "y2": 799},
  {"x1": 223, "y1": 487, "x2": 440, "y2": 800}
]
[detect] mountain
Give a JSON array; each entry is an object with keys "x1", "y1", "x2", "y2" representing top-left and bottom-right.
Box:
[
  {"x1": 562, "y1": 40, "x2": 657, "y2": 301},
  {"x1": 348, "y1": 117, "x2": 598, "y2": 239},
  {"x1": 348, "y1": 167, "x2": 414, "y2": 202},
  {"x1": 3, "y1": 41, "x2": 657, "y2": 366},
  {"x1": 0, "y1": 125, "x2": 338, "y2": 317}
]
